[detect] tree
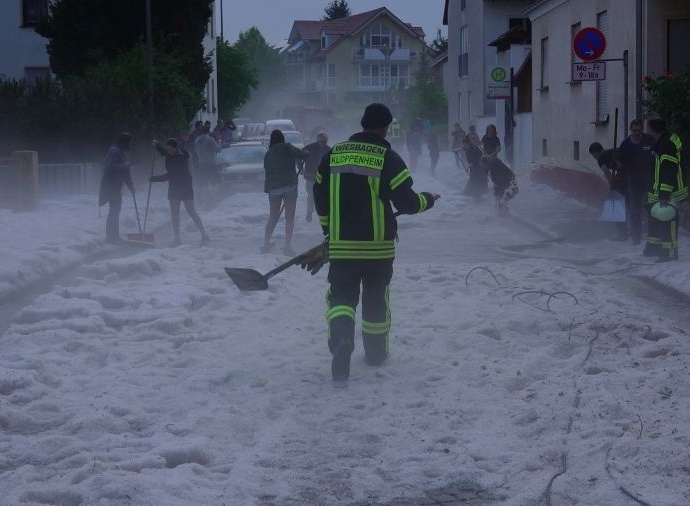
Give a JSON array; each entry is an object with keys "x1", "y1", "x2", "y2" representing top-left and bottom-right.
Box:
[
  {"x1": 234, "y1": 26, "x2": 285, "y2": 118},
  {"x1": 429, "y1": 29, "x2": 448, "y2": 57},
  {"x1": 643, "y1": 71, "x2": 690, "y2": 141},
  {"x1": 216, "y1": 37, "x2": 259, "y2": 119},
  {"x1": 0, "y1": 44, "x2": 204, "y2": 160},
  {"x1": 404, "y1": 51, "x2": 447, "y2": 126},
  {"x1": 36, "y1": 0, "x2": 213, "y2": 89},
  {"x1": 235, "y1": 26, "x2": 284, "y2": 88},
  {"x1": 323, "y1": 0, "x2": 351, "y2": 21}
]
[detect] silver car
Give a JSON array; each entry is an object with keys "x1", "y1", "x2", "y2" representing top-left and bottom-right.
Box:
[
  {"x1": 282, "y1": 130, "x2": 305, "y2": 149},
  {"x1": 216, "y1": 141, "x2": 267, "y2": 184}
]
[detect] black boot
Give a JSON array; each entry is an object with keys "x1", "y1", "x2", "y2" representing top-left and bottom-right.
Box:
[
  {"x1": 331, "y1": 340, "x2": 352, "y2": 382},
  {"x1": 363, "y1": 334, "x2": 388, "y2": 366}
]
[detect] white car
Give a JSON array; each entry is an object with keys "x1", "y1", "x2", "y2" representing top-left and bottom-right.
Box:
[
  {"x1": 216, "y1": 141, "x2": 267, "y2": 183},
  {"x1": 264, "y1": 118, "x2": 297, "y2": 135}
]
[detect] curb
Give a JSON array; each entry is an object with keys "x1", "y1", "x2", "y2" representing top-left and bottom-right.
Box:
[
  {"x1": 0, "y1": 219, "x2": 171, "y2": 308},
  {"x1": 631, "y1": 274, "x2": 690, "y2": 306}
]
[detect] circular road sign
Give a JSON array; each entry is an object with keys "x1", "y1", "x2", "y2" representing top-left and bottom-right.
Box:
[
  {"x1": 490, "y1": 67, "x2": 507, "y2": 82},
  {"x1": 573, "y1": 27, "x2": 606, "y2": 61}
]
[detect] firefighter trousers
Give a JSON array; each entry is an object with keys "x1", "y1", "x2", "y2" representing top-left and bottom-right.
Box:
[
  {"x1": 326, "y1": 259, "x2": 393, "y2": 364},
  {"x1": 645, "y1": 209, "x2": 679, "y2": 260}
]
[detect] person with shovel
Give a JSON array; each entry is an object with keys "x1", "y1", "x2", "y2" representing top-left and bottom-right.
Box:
[
  {"x1": 151, "y1": 138, "x2": 210, "y2": 247},
  {"x1": 99, "y1": 132, "x2": 135, "y2": 244},
  {"x1": 311, "y1": 103, "x2": 440, "y2": 381},
  {"x1": 589, "y1": 142, "x2": 628, "y2": 241}
]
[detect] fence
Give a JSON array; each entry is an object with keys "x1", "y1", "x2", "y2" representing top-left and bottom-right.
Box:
[
  {"x1": 0, "y1": 152, "x2": 104, "y2": 211},
  {"x1": 37, "y1": 163, "x2": 101, "y2": 197}
]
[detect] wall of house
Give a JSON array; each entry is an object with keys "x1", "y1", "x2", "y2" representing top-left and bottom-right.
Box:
[
  {"x1": 0, "y1": 1, "x2": 51, "y2": 80},
  {"x1": 644, "y1": 0, "x2": 690, "y2": 77},
  {"x1": 529, "y1": 0, "x2": 638, "y2": 170},
  {"x1": 446, "y1": 0, "x2": 531, "y2": 142},
  {"x1": 494, "y1": 44, "x2": 532, "y2": 169},
  {"x1": 324, "y1": 17, "x2": 426, "y2": 118}
]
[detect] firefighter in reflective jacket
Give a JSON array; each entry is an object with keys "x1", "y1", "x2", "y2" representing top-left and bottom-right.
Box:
[
  {"x1": 313, "y1": 103, "x2": 440, "y2": 381},
  {"x1": 644, "y1": 117, "x2": 688, "y2": 262}
]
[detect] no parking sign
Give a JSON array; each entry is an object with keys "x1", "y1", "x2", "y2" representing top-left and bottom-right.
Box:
[{"x1": 573, "y1": 27, "x2": 606, "y2": 61}]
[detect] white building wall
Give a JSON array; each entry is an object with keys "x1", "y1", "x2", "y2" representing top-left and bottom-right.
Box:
[
  {"x1": 528, "y1": 0, "x2": 637, "y2": 168},
  {"x1": 445, "y1": 0, "x2": 532, "y2": 161},
  {"x1": 0, "y1": 2, "x2": 50, "y2": 80}
]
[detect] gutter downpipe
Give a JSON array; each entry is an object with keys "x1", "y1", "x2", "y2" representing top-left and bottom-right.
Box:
[{"x1": 635, "y1": 0, "x2": 644, "y2": 121}]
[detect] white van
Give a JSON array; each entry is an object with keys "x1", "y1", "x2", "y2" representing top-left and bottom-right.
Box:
[{"x1": 264, "y1": 119, "x2": 297, "y2": 135}]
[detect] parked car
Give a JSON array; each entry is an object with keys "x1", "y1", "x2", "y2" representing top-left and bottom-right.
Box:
[
  {"x1": 216, "y1": 141, "x2": 267, "y2": 184},
  {"x1": 282, "y1": 130, "x2": 305, "y2": 149},
  {"x1": 241, "y1": 123, "x2": 267, "y2": 140},
  {"x1": 264, "y1": 118, "x2": 297, "y2": 135}
]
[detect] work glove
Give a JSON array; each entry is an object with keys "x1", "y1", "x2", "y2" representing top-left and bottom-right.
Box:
[{"x1": 298, "y1": 238, "x2": 329, "y2": 275}]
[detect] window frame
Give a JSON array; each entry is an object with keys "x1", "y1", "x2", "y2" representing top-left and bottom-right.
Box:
[
  {"x1": 539, "y1": 36, "x2": 549, "y2": 91},
  {"x1": 459, "y1": 25, "x2": 469, "y2": 77}
]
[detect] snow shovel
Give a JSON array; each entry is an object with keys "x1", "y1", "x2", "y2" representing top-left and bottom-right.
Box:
[
  {"x1": 225, "y1": 243, "x2": 325, "y2": 291},
  {"x1": 126, "y1": 193, "x2": 156, "y2": 246}
]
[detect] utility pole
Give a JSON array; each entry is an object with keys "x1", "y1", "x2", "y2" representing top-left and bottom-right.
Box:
[
  {"x1": 145, "y1": 0, "x2": 154, "y2": 127},
  {"x1": 220, "y1": 0, "x2": 224, "y2": 40}
]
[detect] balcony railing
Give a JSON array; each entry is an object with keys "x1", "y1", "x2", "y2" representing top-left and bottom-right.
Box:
[{"x1": 352, "y1": 47, "x2": 416, "y2": 62}]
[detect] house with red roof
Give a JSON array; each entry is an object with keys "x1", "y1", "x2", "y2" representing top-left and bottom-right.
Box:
[{"x1": 282, "y1": 7, "x2": 427, "y2": 111}]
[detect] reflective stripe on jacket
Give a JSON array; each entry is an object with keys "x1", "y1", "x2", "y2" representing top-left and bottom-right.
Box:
[
  {"x1": 648, "y1": 132, "x2": 688, "y2": 203},
  {"x1": 313, "y1": 131, "x2": 434, "y2": 260}
]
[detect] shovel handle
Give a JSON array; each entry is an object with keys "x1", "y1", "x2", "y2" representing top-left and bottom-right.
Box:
[
  {"x1": 142, "y1": 150, "x2": 155, "y2": 234},
  {"x1": 132, "y1": 193, "x2": 144, "y2": 235},
  {"x1": 263, "y1": 247, "x2": 318, "y2": 281}
]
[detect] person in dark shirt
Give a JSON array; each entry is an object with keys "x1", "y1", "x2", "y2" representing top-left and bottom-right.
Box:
[
  {"x1": 481, "y1": 124, "x2": 501, "y2": 160},
  {"x1": 99, "y1": 132, "x2": 135, "y2": 244},
  {"x1": 461, "y1": 135, "x2": 488, "y2": 197},
  {"x1": 151, "y1": 138, "x2": 209, "y2": 246},
  {"x1": 427, "y1": 130, "x2": 440, "y2": 174},
  {"x1": 589, "y1": 142, "x2": 627, "y2": 240},
  {"x1": 302, "y1": 132, "x2": 330, "y2": 223},
  {"x1": 619, "y1": 119, "x2": 655, "y2": 245},
  {"x1": 451, "y1": 123, "x2": 466, "y2": 169},
  {"x1": 484, "y1": 157, "x2": 518, "y2": 217}
]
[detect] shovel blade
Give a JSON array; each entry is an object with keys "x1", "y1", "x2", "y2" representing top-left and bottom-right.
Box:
[
  {"x1": 224, "y1": 267, "x2": 269, "y2": 291},
  {"x1": 126, "y1": 232, "x2": 155, "y2": 246}
]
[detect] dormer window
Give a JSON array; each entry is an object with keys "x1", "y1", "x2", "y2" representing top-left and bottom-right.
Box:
[
  {"x1": 368, "y1": 23, "x2": 391, "y2": 48},
  {"x1": 321, "y1": 34, "x2": 327, "y2": 50}
]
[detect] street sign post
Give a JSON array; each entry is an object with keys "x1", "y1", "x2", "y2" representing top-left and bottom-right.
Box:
[
  {"x1": 572, "y1": 61, "x2": 607, "y2": 81},
  {"x1": 486, "y1": 65, "x2": 511, "y2": 100},
  {"x1": 573, "y1": 27, "x2": 606, "y2": 62}
]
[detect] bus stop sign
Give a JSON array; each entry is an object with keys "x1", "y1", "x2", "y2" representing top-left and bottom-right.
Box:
[{"x1": 573, "y1": 27, "x2": 606, "y2": 62}]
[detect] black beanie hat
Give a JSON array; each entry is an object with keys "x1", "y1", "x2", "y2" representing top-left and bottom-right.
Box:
[{"x1": 361, "y1": 103, "x2": 393, "y2": 130}]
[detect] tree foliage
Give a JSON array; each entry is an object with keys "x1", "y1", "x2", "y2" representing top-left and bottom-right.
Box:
[
  {"x1": 404, "y1": 52, "x2": 448, "y2": 126},
  {"x1": 216, "y1": 37, "x2": 259, "y2": 119},
  {"x1": 643, "y1": 71, "x2": 690, "y2": 141},
  {"x1": 0, "y1": 44, "x2": 203, "y2": 160},
  {"x1": 323, "y1": 0, "x2": 351, "y2": 21},
  {"x1": 234, "y1": 27, "x2": 285, "y2": 118},
  {"x1": 235, "y1": 27, "x2": 284, "y2": 88},
  {"x1": 429, "y1": 29, "x2": 448, "y2": 57},
  {"x1": 36, "y1": 0, "x2": 213, "y2": 89}
]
